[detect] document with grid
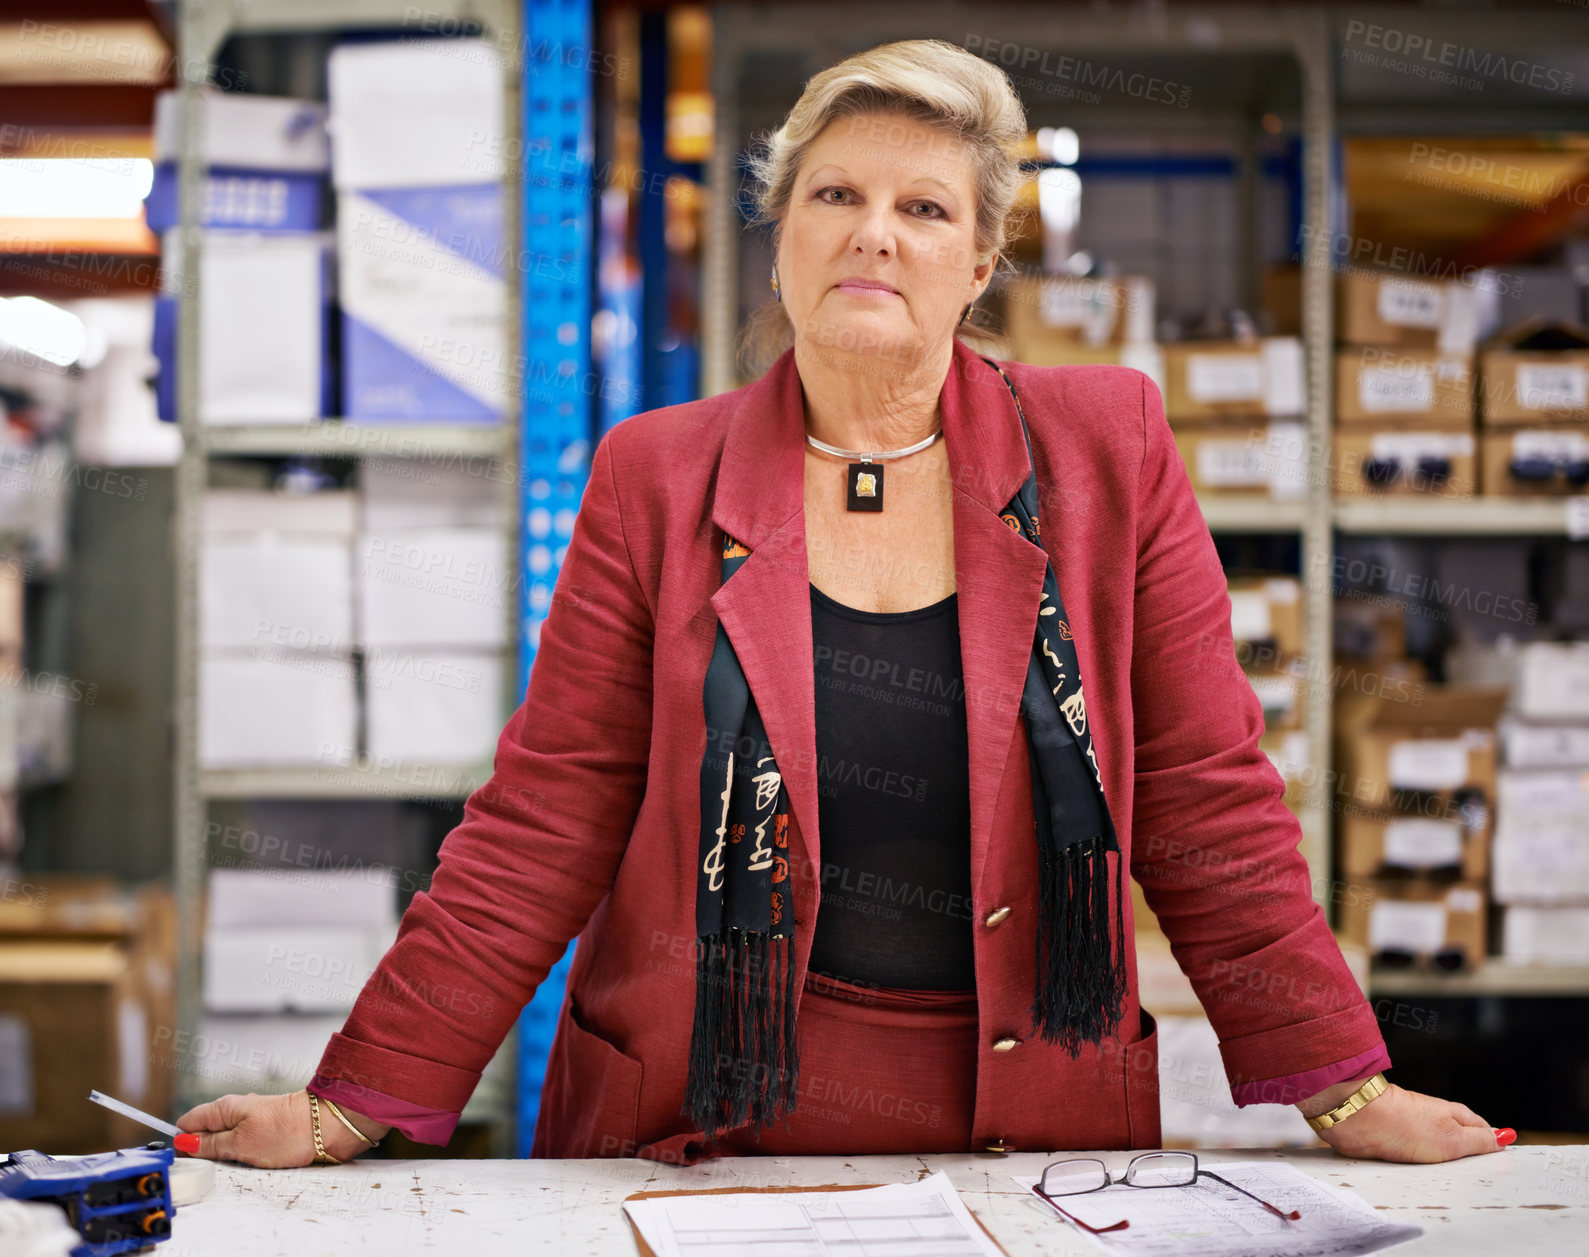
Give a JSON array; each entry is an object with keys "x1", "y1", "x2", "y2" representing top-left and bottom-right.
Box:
[
  {"x1": 622, "y1": 1170, "x2": 1006, "y2": 1257},
  {"x1": 1012, "y1": 1161, "x2": 1421, "y2": 1257}
]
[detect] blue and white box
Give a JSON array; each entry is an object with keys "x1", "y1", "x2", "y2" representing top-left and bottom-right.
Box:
[
  {"x1": 146, "y1": 90, "x2": 328, "y2": 232},
  {"x1": 328, "y1": 37, "x2": 507, "y2": 421},
  {"x1": 337, "y1": 184, "x2": 507, "y2": 420}
]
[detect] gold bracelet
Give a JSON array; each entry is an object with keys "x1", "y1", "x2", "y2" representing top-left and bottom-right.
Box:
[
  {"x1": 308, "y1": 1092, "x2": 342, "y2": 1165},
  {"x1": 321, "y1": 1097, "x2": 378, "y2": 1147},
  {"x1": 1306, "y1": 1072, "x2": 1390, "y2": 1133}
]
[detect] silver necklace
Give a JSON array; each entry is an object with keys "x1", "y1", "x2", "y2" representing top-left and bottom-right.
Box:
[{"x1": 804, "y1": 427, "x2": 943, "y2": 512}]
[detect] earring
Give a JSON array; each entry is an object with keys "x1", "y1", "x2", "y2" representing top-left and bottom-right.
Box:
[
  {"x1": 958, "y1": 303, "x2": 972, "y2": 326},
  {"x1": 771, "y1": 265, "x2": 781, "y2": 302}
]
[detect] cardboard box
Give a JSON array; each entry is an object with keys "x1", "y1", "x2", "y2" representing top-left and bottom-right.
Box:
[
  {"x1": 200, "y1": 537, "x2": 353, "y2": 653},
  {"x1": 1335, "y1": 685, "x2": 1507, "y2": 810},
  {"x1": 329, "y1": 38, "x2": 505, "y2": 189},
  {"x1": 356, "y1": 527, "x2": 511, "y2": 648},
  {"x1": 199, "y1": 651, "x2": 357, "y2": 768},
  {"x1": 0, "y1": 943, "x2": 150, "y2": 1152},
  {"x1": 1491, "y1": 768, "x2": 1589, "y2": 904},
  {"x1": 1502, "y1": 906, "x2": 1589, "y2": 966},
  {"x1": 1341, "y1": 810, "x2": 1488, "y2": 882},
  {"x1": 1333, "y1": 600, "x2": 1408, "y2": 661},
  {"x1": 206, "y1": 869, "x2": 398, "y2": 931},
  {"x1": 1260, "y1": 265, "x2": 1301, "y2": 337},
  {"x1": 1335, "y1": 348, "x2": 1473, "y2": 425},
  {"x1": 337, "y1": 185, "x2": 507, "y2": 421},
  {"x1": 364, "y1": 647, "x2": 506, "y2": 763},
  {"x1": 1172, "y1": 421, "x2": 1308, "y2": 498},
  {"x1": 147, "y1": 90, "x2": 328, "y2": 232},
  {"x1": 1337, "y1": 270, "x2": 1479, "y2": 353},
  {"x1": 1479, "y1": 319, "x2": 1589, "y2": 427},
  {"x1": 189, "y1": 1013, "x2": 349, "y2": 1094},
  {"x1": 1479, "y1": 429, "x2": 1589, "y2": 496},
  {"x1": 1163, "y1": 339, "x2": 1305, "y2": 424},
  {"x1": 1002, "y1": 274, "x2": 1155, "y2": 352},
  {"x1": 1330, "y1": 426, "x2": 1476, "y2": 498},
  {"x1": 1227, "y1": 576, "x2": 1304, "y2": 657},
  {"x1": 360, "y1": 458, "x2": 509, "y2": 531},
  {"x1": 1338, "y1": 879, "x2": 1487, "y2": 970}
]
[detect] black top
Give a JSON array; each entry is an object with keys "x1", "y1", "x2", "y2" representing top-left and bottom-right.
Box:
[{"x1": 805, "y1": 580, "x2": 976, "y2": 991}]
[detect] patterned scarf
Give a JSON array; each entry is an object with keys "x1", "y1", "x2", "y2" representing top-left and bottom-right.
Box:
[{"x1": 685, "y1": 357, "x2": 1125, "y2": 1143}]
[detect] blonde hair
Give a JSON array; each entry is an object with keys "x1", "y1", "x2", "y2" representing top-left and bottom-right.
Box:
[{"x1": 737, "y1": 38, "x2": 1027, "y2": 379}]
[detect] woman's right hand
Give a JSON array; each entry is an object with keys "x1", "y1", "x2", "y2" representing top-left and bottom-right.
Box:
[{"x1": 175, "y1": 1091, "x2": 388, "y2": 1168}]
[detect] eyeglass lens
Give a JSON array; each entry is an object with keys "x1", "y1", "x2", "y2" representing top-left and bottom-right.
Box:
[
  {"x1": 1123, "y1": 1152, "x2": 1197, "y2": 1187},
  {"x1": 1040, "y1": 1159, "x2": 1108, "y2": 1196}
]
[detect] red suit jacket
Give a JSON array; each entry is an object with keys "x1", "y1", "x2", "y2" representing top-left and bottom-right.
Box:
[{"x1": 312, "y1": 338, "x2": 1388, "y2": 1164}]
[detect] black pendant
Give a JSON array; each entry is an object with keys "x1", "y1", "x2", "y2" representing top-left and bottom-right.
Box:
[{"x1": 846, "y1": 460, "x2": 884, "y2": 512}]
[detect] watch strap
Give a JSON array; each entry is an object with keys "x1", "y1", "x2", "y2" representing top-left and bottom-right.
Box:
[{"x1": 1306, "y1": 1072, "x2": 1389, "y2": 1132}]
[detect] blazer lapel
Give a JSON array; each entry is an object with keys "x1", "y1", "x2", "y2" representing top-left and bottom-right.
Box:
[{"x1": 707, "y1": 339, "x2": 1049, "y2": 928}]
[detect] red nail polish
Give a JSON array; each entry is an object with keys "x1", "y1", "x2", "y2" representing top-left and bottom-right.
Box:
[
  {"x1": 1494, "y1": 1128, "x2": 1516, "y2": 1148},
  {"x1": 174, "y1": 1132, "x2": 201, "y2": 1154}
]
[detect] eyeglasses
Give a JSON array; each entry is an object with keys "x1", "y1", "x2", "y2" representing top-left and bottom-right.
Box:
[{"x1": 1034, "y1": 1151, "x2": 1302, "y2": 1235}]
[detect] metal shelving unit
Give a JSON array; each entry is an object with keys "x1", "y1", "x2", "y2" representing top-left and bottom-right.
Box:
[
  {"x1": 171, "y1": 0, "x2": 527, "y2": 1133},
  {"x1": 699, "y1": 5, "x2": 1589, "y2": 1000}
]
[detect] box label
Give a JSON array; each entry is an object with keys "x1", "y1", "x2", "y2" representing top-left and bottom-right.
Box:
[
  {"x1": 1228, "y1": 591, "x2": 1272, "y2": 641},
  {"x1": 1515, "y1": 363, "x2": 1589, "y2": 412},
  {"x1": 1513, "y1": 430, "x2": 1589, "y2": 462},
  {"x1": 1377, "y1": 278, "x2": 1444, "y2": 329},
  {"x1": 1369, "y1": 900, "x2": 1447, "y2": 954},
  {"x1": 1359, "y1": 366, "x2": 1435, "y2": 414},
  {"x1": 1384, "y1": 818, "x2": 1463, "y2": 868},
  {"x1": 1369, "y1": 432, "x2": 1474, "y2": 461},
  {"x1": 1388, "y1": 737, "x2": 1469, "y2": 789},
  {"x1": 0, "y1": 1013, "x2": 32, "y2": 1115},
  {"x1": 1188, "y1": 354, "x2": 1264, "y2": 403}
]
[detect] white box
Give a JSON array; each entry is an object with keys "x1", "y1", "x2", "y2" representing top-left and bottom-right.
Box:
[
  {"x1": 337, "y1": 185, "x2": 507, "y2": 420},
  {"x1": 155, "y1": 90, "x2": 329, "y2": 170},
  {"x1": 1514, "y1": 643, "x2": 1589, "y2": 721},
  {"x1": 203, "y1": 489, "x2": 357, "y2": 537},
  {"x1": 328, "y1": 39, "x2": 504, "y2": 188},
  {"x1": 364, "y1": 648, "x2": 506, "y2": 763},
  {"x1": 201, "y1": 537, "x2": 353, "y2": 652},
  {"x1": 206, "y1": 869, "x2": 398, "y2": 931},
  {"x1": 199, "y1": 651, "x2": 357, "y2": 768},
  {"x1": 1502, "y1": 906, "x2": 1589, "y2": 966},
  {"x1": 191, "y1": 1013, "x2": 348, "y2": 1092},
  {"x1": 356, "y1": 528, "x2": 510, "y2": 648},
  {"x1": 202, "y1": 924, "x2": 394, "y2": 1013},
  {"x1": 163, "y1": 228, "x2": 330, "y2": 423},
  {"x1": 1492, "y1": 769, "x2": 1589, "y2": 903},
  {"x1": 360, "y1": 457, "x2": 506, "y2": 530}
]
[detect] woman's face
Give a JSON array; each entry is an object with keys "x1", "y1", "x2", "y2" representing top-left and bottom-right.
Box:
[{"x1": 777, "y1": 109, "x2": 993, "y2": 366}]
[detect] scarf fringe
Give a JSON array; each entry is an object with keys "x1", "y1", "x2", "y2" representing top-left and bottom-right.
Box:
[
  {"x1": 681, "y1": 928, "x2": 800, "y2": 1142},
  {"x1": 1030, "y1": 832, "x2": 1128, "y2": 1054}
]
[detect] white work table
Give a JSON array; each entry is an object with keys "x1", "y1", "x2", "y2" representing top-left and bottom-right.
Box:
[{"x1": 167, "y1": 1145, "x2": 1589, "y2": 1256}]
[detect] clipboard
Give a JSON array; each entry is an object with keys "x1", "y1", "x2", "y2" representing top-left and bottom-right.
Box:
[{"x1": 621, "y1": 1181, "x2": 1013, "y2": 1257}]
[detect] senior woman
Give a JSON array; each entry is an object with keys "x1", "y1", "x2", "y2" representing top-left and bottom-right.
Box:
[{"x1": 179, "y1": 38, "x2": 1508, "y2": 1170}]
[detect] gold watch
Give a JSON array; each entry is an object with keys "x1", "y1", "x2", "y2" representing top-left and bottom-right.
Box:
[{"x1": 1305, "y1": 1072, "x2": 1389, "y2": 1133}]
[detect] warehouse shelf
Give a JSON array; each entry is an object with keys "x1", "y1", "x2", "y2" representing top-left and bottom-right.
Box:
[
  {"x1": 200, "y1": 421, "x2": 512, "y2": 461},
  {"x1": 171, "y1": 0, "x2": 527, "y2": 1144},
  {"x1": 1198, "y1": 497, "x2": 1310, "y2": 533},
  {"x1": 1368, "y1": 962, "x2": 1589, "y2": 999},
  {"x1": 1335, "y1": 498, "x2": 1587, "y2": 538},
  {"x1": 199, "y1": 762, "x2": 494, "y2": 801}
]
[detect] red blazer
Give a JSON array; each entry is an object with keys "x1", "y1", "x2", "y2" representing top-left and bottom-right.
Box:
[{"x1": 313, "y1": 338, "x2": 1387, "y2": 1164}]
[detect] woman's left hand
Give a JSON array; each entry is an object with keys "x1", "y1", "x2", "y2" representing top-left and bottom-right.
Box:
[{"x1": 1302, "y1": 1080, "x2": 1513, "y2": 1163}]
